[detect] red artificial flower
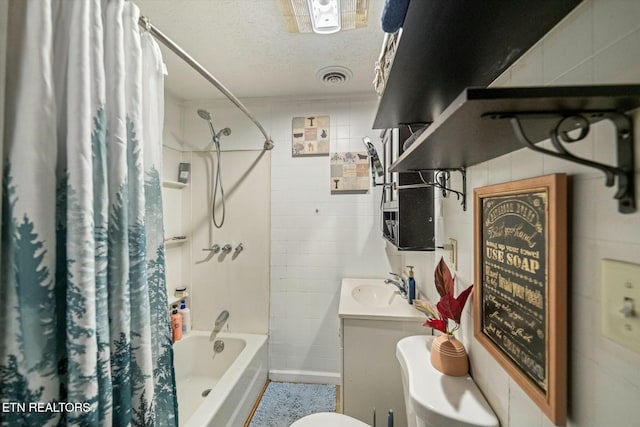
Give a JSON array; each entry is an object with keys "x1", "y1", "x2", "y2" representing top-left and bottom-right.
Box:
[
  {"x1": 434, "y1": 257, "x2": 454, "y2": 297},
  {"x1": 415, "y1": 257, "x2": 475, "y2": 334},
  {"x1": 436, "y1": 284, "x2": 474, "y2": 324},
  {"x1": 424, "y1": 318, "x2": 448, "y2": 334}
]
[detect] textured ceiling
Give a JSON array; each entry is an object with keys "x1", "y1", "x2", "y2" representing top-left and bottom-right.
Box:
[{"x1": 134, "y1": 0, "x2": 386, "y2": 101}]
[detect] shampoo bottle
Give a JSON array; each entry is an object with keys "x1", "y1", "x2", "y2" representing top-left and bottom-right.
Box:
[
  {"x1": 171, "y1": 305, "x2": 182, "y2": 342},
  {"x1": 407, "y1": 265, "x2": 416, "y2": 305},
  {"x1": 179, "y1": 299, "x2": 191, "y2": 335}
]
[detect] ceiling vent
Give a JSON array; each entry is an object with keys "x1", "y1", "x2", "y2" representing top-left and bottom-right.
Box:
[{"x1": 317, "y1": 65, "x2": 353, "y2": 86}]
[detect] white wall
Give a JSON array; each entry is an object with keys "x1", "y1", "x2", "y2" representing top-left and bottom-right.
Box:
[
  {"x1": 162, "y1": 93, "x2": 189, "y2": 301},
  {"x1": 404, "y1": 1, "x2": 640, "y2": 426},
  {"x1": 162, "y1": 98, "x2": 271, "y2": 335},
  {"x1": 184, "y1": 147, "x2": 271, "y2": 334},
  {"x1": 266, "y1": 95, "x2": 402, "y2": 380}
]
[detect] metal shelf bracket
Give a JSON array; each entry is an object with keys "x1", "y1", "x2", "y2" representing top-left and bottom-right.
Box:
[
  {"x1": 371, "y1": 174, "x2": 392, "y2": 189},
  {"x1": 496, "y1": 111, "x2": 635, "y2": 213},
  {"x1": 397, "y1": 168, "x2": 467, "y2": 211}
]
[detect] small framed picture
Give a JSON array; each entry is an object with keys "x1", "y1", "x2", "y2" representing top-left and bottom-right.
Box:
[{"x1": 292, "y1": 115, "x2": 330, "y2": 156}]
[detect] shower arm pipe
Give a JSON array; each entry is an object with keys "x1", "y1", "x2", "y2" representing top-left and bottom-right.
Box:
[{"x1": 138, "y1": 16, "x2": 274, "y2": 151}]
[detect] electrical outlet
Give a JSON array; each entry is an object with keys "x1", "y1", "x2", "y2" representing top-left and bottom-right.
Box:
[
  {"x1": 601, "y1": 259, "x2": 640, "y2": 353},
  {"x1": 448, "y1": 238, "x2": 458, "y2": 271}
]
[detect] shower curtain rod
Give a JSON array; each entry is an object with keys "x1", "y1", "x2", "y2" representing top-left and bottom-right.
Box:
[{"x1": 138, "y1": 16, "x2": 275, "y2": 151}]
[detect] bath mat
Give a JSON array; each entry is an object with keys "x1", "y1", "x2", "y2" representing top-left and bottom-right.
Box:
[{"x1": 248, "y1": 382, "x2": 336, "y2": 427}]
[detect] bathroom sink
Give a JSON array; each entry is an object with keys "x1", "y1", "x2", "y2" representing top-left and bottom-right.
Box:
[
  {"x1": 351, "y1": 284, "x2": 396, "y2": 307},
  {"x1": 338, "y1": 278, "x2": 424, "y2": 321}
]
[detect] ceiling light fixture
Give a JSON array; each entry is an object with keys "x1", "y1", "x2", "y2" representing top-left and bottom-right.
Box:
[
  {"x1": 280, "y1": 0, "x2": 369, "y2": 34},
  {"x1": 308, "y1": 0, "x2": 341, "y2": 34}
]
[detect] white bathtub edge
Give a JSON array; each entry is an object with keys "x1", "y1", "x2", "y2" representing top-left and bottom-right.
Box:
[
  {"x1": 269, "y1": 369, "x2": 340, "y2": 385},
  {"x1": 182, "y1": 331, "x2": 268, "y2": 427}
]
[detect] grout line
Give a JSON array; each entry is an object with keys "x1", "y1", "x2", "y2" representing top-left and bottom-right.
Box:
[{"x1": 592, "y1": 26, "x2": 640, "y2": 58}]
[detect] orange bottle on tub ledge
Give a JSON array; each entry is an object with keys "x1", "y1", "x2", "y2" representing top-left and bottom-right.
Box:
[{"x1": 171, "y1": 304, "x2": 182, "y2": 342}]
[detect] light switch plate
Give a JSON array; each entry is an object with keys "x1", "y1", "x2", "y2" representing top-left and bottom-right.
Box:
[
  {"x1": 601, "y1": 259, "x2": 640, "y2": 353},
  {"x1": 448, "y1": 238, "x2": 458, "y2": 271}
]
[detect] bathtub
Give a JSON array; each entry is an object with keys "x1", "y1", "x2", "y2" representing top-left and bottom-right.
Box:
[{"x1": 173, "y1": 331, "x2": 268, "y2": 427}]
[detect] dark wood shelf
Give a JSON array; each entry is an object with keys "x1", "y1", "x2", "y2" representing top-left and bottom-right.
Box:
[
  {"x1": 389, "y1": 85, "x2": 640, "y2": 173},
  {"x1": 373, "y1": 0, "x2": 581, "y2": 130}
]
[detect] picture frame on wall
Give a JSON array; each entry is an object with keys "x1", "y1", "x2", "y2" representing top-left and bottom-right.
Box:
[
  {"x1": 292, "y1": 115, "x2": 330, "y2": 156},
  {"x1": 473, "y1": 174, "x2": 568, "y2": 426},
  {"x1": 330, "y1": 152, "x2": 369, "y2": 193}
]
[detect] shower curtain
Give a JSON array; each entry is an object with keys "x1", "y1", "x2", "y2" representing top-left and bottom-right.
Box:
[{"x1": 1, "y1": 0, "x2": 178, "y2": 426}]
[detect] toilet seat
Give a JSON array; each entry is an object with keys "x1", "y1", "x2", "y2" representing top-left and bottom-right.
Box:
[{"x1": 290, "y1": 412, "x2": 370, "y2": 427}]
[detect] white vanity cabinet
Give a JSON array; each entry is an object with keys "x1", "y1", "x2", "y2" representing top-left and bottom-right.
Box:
[{"x1": 338, "y1": 278, "x2": 430, "y2": 425}]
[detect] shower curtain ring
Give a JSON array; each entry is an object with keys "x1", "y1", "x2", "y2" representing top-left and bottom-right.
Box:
[{"x1": 140, "y1": 16, "x2": 151, "y2": 32}]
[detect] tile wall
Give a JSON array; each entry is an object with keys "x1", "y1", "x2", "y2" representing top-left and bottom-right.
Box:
[
  {"x1": 162, "y1": 93, "x2": 188, "y2": 301},
  {"x1": 162, "y1": 95, "x2": 271, "y2": 334},
  {"x1": 265, "y1": 95, "x2": 402, "y2": 381},
  {"x1": 404, "y1": 1, "x2": 640, "y2": 425},
  {"x1": 183, "y1": 147, "x2": 270, "y2": 334}
]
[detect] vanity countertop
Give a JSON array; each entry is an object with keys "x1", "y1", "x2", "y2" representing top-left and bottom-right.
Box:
[{"x1": 338, "y1": 277, "x2": 426, "y2": 322}]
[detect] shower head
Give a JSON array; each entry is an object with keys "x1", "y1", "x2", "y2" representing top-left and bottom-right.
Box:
[
  {"x1": 197, "y1": 109, "x2": 212, "y2": 121},
  {"x1": 198, "y1": 109, "x2": 231, "y2": 147},
  {"x1": 198, "y1": 108, "x2": 218, "y2": 145}
]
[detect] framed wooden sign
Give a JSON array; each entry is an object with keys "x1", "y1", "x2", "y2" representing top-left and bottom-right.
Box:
[{"x1": 473, "y1": 174, "x2": 568, "y2": 426}]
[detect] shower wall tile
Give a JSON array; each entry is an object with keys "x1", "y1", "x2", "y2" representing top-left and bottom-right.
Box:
[
  {"x1": 164, "y1": 90, "x2": 272, "y2": 335},
  {"x1": 185, "y1": 149, "x2": 271, "y2": 334},
  {"x1": 162, "y1": 147, "x2": 185, "y2": 299},
  {"x1": 162, "y1": 94, "x2": 187, "y2": 301},
  {"x1": 399, "y1": 1, "x2": 640, "y2": 425},
  {"x1": 163, "y1": 92, "x2": 184, "y2": 151}
]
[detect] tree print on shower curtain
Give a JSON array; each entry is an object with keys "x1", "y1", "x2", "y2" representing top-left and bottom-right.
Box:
[
  {"x1": 1, "y1": 169, "x2": 59, "y2": 427},
  {"x1": 0, "y1": 1, "x2": 178, "y2": 426},
  {"x1": 145, "y1": 166, "x2": 178, "y2": 423}
]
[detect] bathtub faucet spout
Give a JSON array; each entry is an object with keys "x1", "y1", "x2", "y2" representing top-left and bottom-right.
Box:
[{"x1": 210, "y1": 310, "x2": 230, "y2": 341}]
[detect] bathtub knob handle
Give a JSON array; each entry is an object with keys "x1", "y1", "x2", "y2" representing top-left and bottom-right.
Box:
[
  {"x1": 203, "y1": 244, "x2": 220, "y2": 253},
  {"x1": 235, "y1": 243, "x2": 243, "y2": 253},
  {"x1": 222, "y1": 244, "x2": 233, "y2": 254}
]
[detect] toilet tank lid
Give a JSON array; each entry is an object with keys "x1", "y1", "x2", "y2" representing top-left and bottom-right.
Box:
[{"x1": 396, "y1": 335, "x2": 499, "y2": 427}]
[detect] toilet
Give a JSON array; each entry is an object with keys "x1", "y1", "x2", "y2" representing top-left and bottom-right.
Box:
[
  {"x1": 290, "y1": 412, "x2": 369, "y2": 427},
  {"x1": 292, "y1": 335, "x2": 498, "y2": 427},
  {"x1": 397, "y1": 335, "x2": 499, "y2": 427}
]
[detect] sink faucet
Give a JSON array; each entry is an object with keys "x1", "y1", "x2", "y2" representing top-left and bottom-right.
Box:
[
  {"x1": 385, "y1": 273, "x2": 408, "y2": 298},
  {"x1": 210, "y1": 310, "x2": 229, "y2": 341}
]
